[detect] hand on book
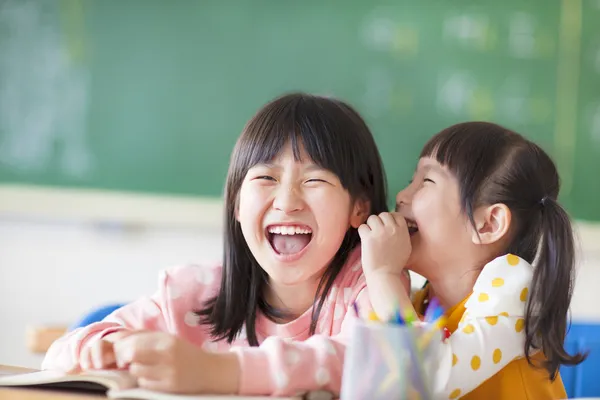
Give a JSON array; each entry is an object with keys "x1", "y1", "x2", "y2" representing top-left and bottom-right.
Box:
[
  {"x1": 72, "y1": 330, "x2": 141, "y2": 372},
  {"x1": 80, "y1": 337, "x2": 118, "y2": 370},
  {"x1": 112, "y1": 331, "x2": 240, "y2": 394}
]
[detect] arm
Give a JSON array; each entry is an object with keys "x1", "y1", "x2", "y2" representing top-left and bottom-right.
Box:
[
  {"x1": 230, "y1": 286, "x2": 373, "y2": 397},
  {"x1": 364, "y1": 269, "x2": 412, "y2": 320},
  {"x1": 432, "y1": 312, "x2": 526, "y2": 398},
  {"x1": 41, "y1": 266, "x2": 203, "y2": 371},
  {"x1": 431, "y1": 254, "x2": 533, "y2": 398},
  {"x1": 358, "y1": 212, "x2": 413, "y2": 321}
]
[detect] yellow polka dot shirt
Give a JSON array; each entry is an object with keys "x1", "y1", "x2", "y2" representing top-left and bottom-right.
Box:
[{"x1": 413, "y1": 254, "x2": 567, "y2": 399}]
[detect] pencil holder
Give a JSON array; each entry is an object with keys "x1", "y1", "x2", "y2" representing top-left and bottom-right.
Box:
[{"x1": 341, "y1": 319, "x2": 443, "y2": 400}]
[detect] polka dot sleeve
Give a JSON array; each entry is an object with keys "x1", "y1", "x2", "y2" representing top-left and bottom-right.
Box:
[{"x1": 432, "y1": 254, "x2": 533, "y2": 399}]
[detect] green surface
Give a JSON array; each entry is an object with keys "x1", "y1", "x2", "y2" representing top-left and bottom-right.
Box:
[{"x1": 0, "y1": 1, "x2": 598, "y2": 220}]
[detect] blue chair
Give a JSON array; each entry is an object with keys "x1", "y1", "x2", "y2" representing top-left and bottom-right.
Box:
[
  {"x1": 68, "y1": 303, "x2": 126, "y2": 331},
  {"x1": 561, "y1": 323, "x2": 600, "y2": 398}
]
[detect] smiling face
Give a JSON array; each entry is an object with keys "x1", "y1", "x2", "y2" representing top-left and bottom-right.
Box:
[
  {"x1": 237, "y1": 143, "x2": 364, "y2": 287},
  {"x1": 395, "y1": 157, "x2": 474, "y2": 277}
]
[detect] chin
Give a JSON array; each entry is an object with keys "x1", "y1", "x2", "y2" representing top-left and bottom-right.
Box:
[
  {"x1": 270, "y1": 273, "x2": 310, "y2": 287},
  {"x1": 405, "y1": 253, "x2": 425, "y2": 275}
]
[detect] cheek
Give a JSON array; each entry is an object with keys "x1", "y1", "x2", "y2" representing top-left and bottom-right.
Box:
[
  {"x1": 237, "y1": 186, "x2": 267, "y2": 229},
  {"x1": 413, "y1": 192, "x2": 453, "y2": 235},
  {"x1": 412, "y1": 191, "x2": 442, "y2": 221},
  {"x1": 311, "y1": 191, "x2": 352, "y2": 237},
  {"x1": 414, "y1": 192, "x2": 467, "y2": 244}
]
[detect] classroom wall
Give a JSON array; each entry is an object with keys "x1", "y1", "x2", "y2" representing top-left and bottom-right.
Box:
[
  {"x1": 0, "y1": 218, "x2": 223, "y2": 368},
  {"x1": 1, "y1": 217, "x2": 599, "y2": 368}
]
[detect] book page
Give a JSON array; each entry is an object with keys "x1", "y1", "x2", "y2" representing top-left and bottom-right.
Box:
[
  {"x1": 110, "y1": 388, "x2": 333, "y2": 400},
  {"x1": 0, "y1": 369, "x2": 138, "y2": 392},
  {"x1": 109, "y1": 388, "x2": 299, "y2": 399}
]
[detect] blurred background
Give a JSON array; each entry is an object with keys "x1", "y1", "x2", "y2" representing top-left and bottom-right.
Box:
[{"x1": 0, "y1": 0, "x2": 599, "y2": 395}]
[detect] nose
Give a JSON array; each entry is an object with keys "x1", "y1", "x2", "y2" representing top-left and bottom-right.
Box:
[
  {"x1": 273, "y1": 183, "x2": 304, "y2": 213},
  {"x1": 395, "y1": 185, "x2": 413, "y2": 211}
]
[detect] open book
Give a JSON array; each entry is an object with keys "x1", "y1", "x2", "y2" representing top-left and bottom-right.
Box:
[{"x1": 0, "y1": 369, "x2": 333, "y2": 400}]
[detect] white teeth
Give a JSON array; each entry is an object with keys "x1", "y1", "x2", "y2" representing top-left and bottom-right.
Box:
[
  {"x1": 406, "y1": 221, "x2": 418, "y2": 229},
  {"x1": 268, "y1": 225, "x2": 312, "y2": 235}
]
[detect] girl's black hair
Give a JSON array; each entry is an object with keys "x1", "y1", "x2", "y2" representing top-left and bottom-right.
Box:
[
  {"x1": 196, "y1": 92, "x2": 388, "y2": 346},
  {"x1": 421, "y1": 121, "x2": 586, "y2": 379}
]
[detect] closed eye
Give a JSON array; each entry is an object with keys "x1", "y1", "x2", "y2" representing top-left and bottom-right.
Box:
[
  {"x1": 306, "y1": 178, "x2": 327, "y2": 183},
  {"x1": 424, "y1": 178, "x2": 435, "y2": 183},
  {"x1": 256, "y1": 175, "x2": 276, "y2": 181}
]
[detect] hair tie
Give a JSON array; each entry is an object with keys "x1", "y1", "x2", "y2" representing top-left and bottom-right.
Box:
[{"x1": 540, "y1": 196, "x2": 549, "y2": 207}]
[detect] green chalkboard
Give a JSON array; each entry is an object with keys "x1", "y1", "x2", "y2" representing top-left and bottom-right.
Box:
[{"x1": 0, "y1": 0, "x2": 599, "y2": 220}]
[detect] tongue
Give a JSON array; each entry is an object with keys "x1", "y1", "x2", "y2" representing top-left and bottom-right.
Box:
[{"x1": 271, "y1": 234, "x2": 311, "y2": 255}]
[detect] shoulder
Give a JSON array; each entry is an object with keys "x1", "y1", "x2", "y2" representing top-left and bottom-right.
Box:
[
  {"x1": 329, "y1": 246, "x2": 367, "y2": 305},
  {"x1": 156, "y1": 263, "x2": 223, "y2": 305},
  {"x1": 464, "y1": 254, "x2": 533, "y2": 317},
  {"x1": 337, "y1": 246, "x2": 365, "y2": 284}
]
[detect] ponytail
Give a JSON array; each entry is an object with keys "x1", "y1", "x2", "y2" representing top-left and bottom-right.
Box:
[{"x1": 524, "y1": 197, "x2": 587, "y2": 378}]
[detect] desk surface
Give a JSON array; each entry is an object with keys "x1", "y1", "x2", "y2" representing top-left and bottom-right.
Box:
[{"x1": 0, "y1": 365, "x2": 101, "y2": 400}]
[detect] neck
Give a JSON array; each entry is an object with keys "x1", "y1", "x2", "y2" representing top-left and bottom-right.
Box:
[
  {"x1": 265, "y1": 277, "x2": 322, "y2": 322},
  {"x1": 425, "y1": 262, "x2": 482, "y2": 310}
]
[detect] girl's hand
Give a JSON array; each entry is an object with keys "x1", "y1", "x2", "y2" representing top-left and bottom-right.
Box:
[
  {"x1": 113, "y1": 332, "x2": 240, "y2": 394},
  {"x1": 358, "y1": 212, "x2": 412, "y2": 277},
  {"x1": 358, "y1": 212, "x2": 414, "y2": 320},
  {"x1": 79, "y1": 339, "x2": 117, "y2": 371},
  {"x1": 71, "y1": 330, "x2": 139, "y2": 373}
]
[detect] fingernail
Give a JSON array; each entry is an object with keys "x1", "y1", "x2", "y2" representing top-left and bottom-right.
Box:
[{"x1": 66, "y1": 366, "x2": 80, "y2": 375}]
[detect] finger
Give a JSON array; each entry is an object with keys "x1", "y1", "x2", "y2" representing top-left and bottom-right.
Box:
[
  {"x1": 65, "y1": 363, "x2": 82, "y2": 375},
  {"x1": 357, "y1": 223, "x2": 371, "y2": 238},
  {"x1": 129, "y1": 362, "x2": 166, "y2": 382},
  {"x1": 366, "y1": 214, "x2": 383, "y2": 230},
  {"x1": 91, "y1": 341, "x2": 116, "y2": 369},
  {"x1": 379, "y1": 212, "x2": 398, "y2": 227},
  {"x1": 137, "y1": 377, "x2": 170, "y2": 393},
  {"x1": 114, "y1": 334, "x2": 161, "y2": 367},
  {"x1": 80, "y1": 345, "x2": 93, "y2": 371},
  {"x1": 390, "y1": 212, "x2": 409, "y2": 229}
]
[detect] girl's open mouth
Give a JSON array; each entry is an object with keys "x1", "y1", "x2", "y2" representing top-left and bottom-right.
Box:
[
  {"x1": 266, "y1": 224, "x2": 313, "y2": 256},
  {"x1": 406, "y1": 219, "x2": 419, "y2": 236}
]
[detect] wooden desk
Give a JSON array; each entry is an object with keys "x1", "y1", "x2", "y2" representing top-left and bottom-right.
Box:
[{"x1": 0, "y1": 365, "x2": 103, "y2": 400}]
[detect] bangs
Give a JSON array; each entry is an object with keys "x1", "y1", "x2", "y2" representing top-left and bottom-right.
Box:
[
  {"x1": 419, "y1": 122, "x2": 518, "y2": 216},
  {"x1": 232, "y1": 93, "x2": 370, "y2": 197},
  {"x1": 420, "y1": 122, "x2": 512, "y2": 181}
]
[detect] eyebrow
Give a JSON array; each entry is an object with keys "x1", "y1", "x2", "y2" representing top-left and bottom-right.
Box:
[
  {"x1": 253, "y1": 162, "x2": 327, "y2": 173},
  {"x1": 416, "y1": 162, "x2": 448, "y2": 177},
  {"x1": 304, "y1": 164, "x2": 328, "y2": 173},
  {"x1": 428, "y1": 164, "x2": 447, "y2": 174}
]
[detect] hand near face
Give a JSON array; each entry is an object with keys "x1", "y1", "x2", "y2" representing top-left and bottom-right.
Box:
[{"x1": 358, "y1": 211, "x2": 412, "y2": 277}]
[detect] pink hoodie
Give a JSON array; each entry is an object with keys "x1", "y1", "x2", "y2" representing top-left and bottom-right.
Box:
[{"x1": 42, "y1": 247, "x2": 372, "y2": 396}]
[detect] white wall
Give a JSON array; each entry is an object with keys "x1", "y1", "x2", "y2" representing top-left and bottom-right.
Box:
[
  {"x1": 1, "y1": 212, "x2": 599, "y2": 369},
  {"x1": 0, "y1": 218, "x2": 223, "y2": 368}
]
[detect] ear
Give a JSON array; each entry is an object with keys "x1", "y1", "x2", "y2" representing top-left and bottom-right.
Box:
[
  {"x1": 471, "y1": 203, "x2": 511, "y2": 245},
  {"x1": 350, "y1": 198, "x2": 370, "y2": 228}
]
